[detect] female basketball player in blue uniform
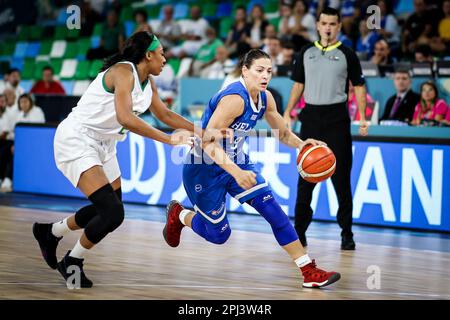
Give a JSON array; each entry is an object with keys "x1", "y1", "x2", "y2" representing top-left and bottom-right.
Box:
[
  {"x1": 164, "y1": 49, "x2": 341, "y2": 288},
  {"x1": 32, "y1": 32, "x2": 198, "y2": 288}
]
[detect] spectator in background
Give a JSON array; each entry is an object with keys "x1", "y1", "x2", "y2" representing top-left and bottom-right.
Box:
[
  {"x1": 5, "y1": 69, "x2": 24, "y2": 104},
  {"x1": 338, "y1": 31, "x2": 353, "y2": 48},
  {"x1": 278, "y1": 2, "x2": 295, "y2": 41},
  {"x1": 225, "y1": 6, "x2": 251, "y2": 59},
  {"x1": 0, "y1": 94, "x2": 45, "y2": 192},
  {"x1": 415, "y1": 44, "x2": 434, "y2": 63},
  {"x1": 279, "y1": 42, "x2": 295, "y2": 66},
  {"x1": 189, "y1": 27, "x2": 224, "y2": 76},
  {"x1": 30, "y1": 66, "x2": 65, "y2": 95},
  {"x1": 377, "y1": 0, "x2": 400, "y2": 46},
  {"x1": 16, "y1": 93, "x2": 46, "y2": 124},
  {"x1": 167, "y1": 6, "x2": 210, "y2": 59},
  {"x1": 3, "y1": 88, "x2": 19, "y2": 127},
  {"x1": 200, "y1": 46, "x2": 235, "y2": 79},
  {"x1": 87, "y1": 9, "x2": 125, "y2": 60},
  {"x1": 262, "y1": 24, "x2": 278, "y2": 49},
  {"x1": 155, "y1": 5, "x2": 181, "y2": 50},
  {"x1": 371, "y1": 39, "x2": 394, "y2": 66},
  {"x1": 411, "y1": 81, "x2": 448, "y2": 126},
  {"x1": 79, "y1": 0, "x2": 102, "y2": 37},
  {"x1": 439, "y1": 0, "x2": 450, "y2": 41},
  {"x1": 371, "y1": 39, "x2": 395, "y2": 76},
  {"x1": 428, "y1": 0, "x2": 450, "y2": 55},
  {"x1": 263, "y1": 37, "x2": 283, "y2": 75},
  {"x1": 356, "y1": 18, "x2": 380, "y2": 60},
  {"x1": 442, "y1": 106, "x2": 450, "y2": 126},
  {"x1": 133, "y1": 8, "x2": 152, "y2": 33},
  {"x1": 291, "y1": 0, "x2": 317, "y2": 43},
  {"x1": 402, "y1": 0, "x2": 435, "y2": 56},
  {"x1": 247, "y1": 4, "x2": 269, "y2": 49},
  {"x1": 0, "y1": 94, "x2": 7, "y2": 140},
  {"x1": 380, "y1": 69, "x2": 420, "y2": 123}
]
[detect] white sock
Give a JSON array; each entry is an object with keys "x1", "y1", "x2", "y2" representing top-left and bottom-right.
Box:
[
  {"x1": 179, "y1": 209, "x2": 192, "y2": 226},
  {"x1": 69, "y1": 240, "x2": 89, "y2": 259},
  {"x1": 51, "y1": 218, "x2": 71, "y2": 238},
  {"x1": 294, "y1": 254, "x2": 312, "y2": 268}
]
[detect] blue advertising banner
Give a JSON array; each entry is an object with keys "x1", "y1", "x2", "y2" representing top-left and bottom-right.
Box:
[{"x1": 14, "y1": 125, "x2": 450, "y2": 232}]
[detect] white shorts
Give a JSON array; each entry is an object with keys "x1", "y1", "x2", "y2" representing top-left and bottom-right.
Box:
[{"x1": 54, "y1": 117, "x2": 121, "y2": 187}]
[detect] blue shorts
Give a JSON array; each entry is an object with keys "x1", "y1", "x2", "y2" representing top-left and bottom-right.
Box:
[{"x1": 183, "y1": 160, "x2": 270, "y2": 225}]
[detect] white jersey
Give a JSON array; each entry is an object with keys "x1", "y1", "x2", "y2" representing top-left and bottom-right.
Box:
[{"x1": 69, "y1": 61, "x2": 153, "y2": 140}]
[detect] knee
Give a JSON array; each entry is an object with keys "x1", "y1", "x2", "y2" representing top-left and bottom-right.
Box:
[
  {"x1": 106, "y1": 202, "x2": 125, "y2": 232},
  {"x1": 209, "y1": 227, "x2": 231, "y2": 245}
]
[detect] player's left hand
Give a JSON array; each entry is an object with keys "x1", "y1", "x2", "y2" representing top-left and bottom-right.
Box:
[
  {"x1": 298, "y1": 138, "x2": 326, "y2": 152},
  {"x1": 359, "y1": 120, "x2": 369, "y2": 136}
]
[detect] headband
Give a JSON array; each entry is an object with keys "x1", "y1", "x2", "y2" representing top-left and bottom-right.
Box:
[{"x1": 147, "y1": 35, "x2": 161, "y2": 52}]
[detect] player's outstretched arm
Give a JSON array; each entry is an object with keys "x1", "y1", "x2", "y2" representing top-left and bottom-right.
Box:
[
  {"x1": 148, "y1": 77, "x2": 196, "y2": 132},
  {"x1": 112, "y1": 64, "x2": 193, "y2": 146}
]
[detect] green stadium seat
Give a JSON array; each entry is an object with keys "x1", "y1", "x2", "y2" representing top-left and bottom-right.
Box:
[
  {"x1": 60, "y1": 59, "x2": 78, "y2": 79},
  {"x1": 39, "y1": 40, "x2": 53, "y2": 56},
  {"x1": 50, "y1": 58, "x2": 63, "y2": 75},
  {"x1": 1, "y1": 41, "x2": 16, "y2": 56},
  {"x1": 89, "y1": 60, "x2": 103, "y2": 79},
  {"x1": 147, "y1": 4, "x2": 161, "y2": 19},
  {"x1": 29, "y1": 26, "x2": 44, "y2": 41},
  {"x1": 120, "y1": 6, "x2": 134, "y2": 23},
  {"x1": 75, "y1": 60, "x2": 90, "y2": 80},
  {"x1": 219, "y1": 17, "x2": 234, "y2": 39},
  {"x1": 17, "y1": 26, "x2": 31, "y2": 41},
  {"x1": 64, "y1": 42, "x2": 78, "y2": 59},
  {"x1": 202, "y1": 3, "x2": 217, "y2": 18},
  {"x1": 266, "y1": 0, "x2": 279, "y2": 13},
  {"x1": 66, "y1": 28, "x2": 81, "y2": 40},
  {"x1": 34, "y1": 61, "x2": 51, "y2": 80},
  {"x1": 54, "y1": 26, "x2": 68, "y2": 40},
  {"x1": 21, "y1": 59, "x2": 35, "y2": 80},
  {"x1": 77, "y1": 38, "x2": 92, "y2": 58},
  {"x1": 92, "y1": 23, "x2": 103, "y2": 36}
]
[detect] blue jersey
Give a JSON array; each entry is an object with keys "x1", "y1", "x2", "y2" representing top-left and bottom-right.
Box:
[
  {"x1": 183, "y1": 78, "x2": 272, "y2": 222},
  {"x1": 195, "y1": 78, "x2": 267, "y2": 164}
]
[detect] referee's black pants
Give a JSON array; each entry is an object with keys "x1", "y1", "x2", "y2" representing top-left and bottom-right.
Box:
[{"x1": 295, "y1": 103, "x2": 353, "y2": 238}]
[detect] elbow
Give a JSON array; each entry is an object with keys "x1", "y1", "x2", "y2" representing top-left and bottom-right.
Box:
[{"x1": 117, "y1": 113, "x2": 131, "y2": 128}]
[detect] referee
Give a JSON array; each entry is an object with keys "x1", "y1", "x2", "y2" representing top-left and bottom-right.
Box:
[{"x1": 283, "y1": 7, "x2": 368, "y2": 250}]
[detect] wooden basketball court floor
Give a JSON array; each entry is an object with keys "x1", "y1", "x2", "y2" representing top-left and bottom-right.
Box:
[{"x1": 0, "y1": 193, "x2": 449, "y2": 300}]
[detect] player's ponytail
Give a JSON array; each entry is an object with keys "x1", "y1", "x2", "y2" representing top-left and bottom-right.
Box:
[{"x1": 101, "y1": 31, "x2": 156, "y2": 71}]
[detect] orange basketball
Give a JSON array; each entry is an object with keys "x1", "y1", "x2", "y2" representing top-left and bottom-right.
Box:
[{"x1": 297, "y1": 144, "x2": 336, "y2": 183}]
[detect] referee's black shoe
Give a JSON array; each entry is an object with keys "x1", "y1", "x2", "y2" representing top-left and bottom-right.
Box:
[
  {"x1": 341, "y1": 235, "x2": 356, "y2": 250},
  {"x1": 33, "y1": 222, "x2": 61, "y2": 269},
  {"x1": 57, "y1": 251, "x2": 93, "y2": 289}
]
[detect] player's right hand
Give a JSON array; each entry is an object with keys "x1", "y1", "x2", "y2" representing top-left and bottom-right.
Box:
[
  {"x1": 234, "y1": 170, "x2": 257, "y2": 190},
  {"x1": 170, "y1": 129, "x2": 195, "y2": 147}
]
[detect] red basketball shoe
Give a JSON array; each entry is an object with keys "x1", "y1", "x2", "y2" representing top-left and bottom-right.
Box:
[
  {"x1": 163, "y1": 200, "x2": 185, "y2": 247},
  {"x1": 300, "y1": 260, "x2": 341, "y2": 288}
]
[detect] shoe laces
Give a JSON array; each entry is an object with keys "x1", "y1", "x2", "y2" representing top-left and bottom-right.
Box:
[{"x1": 303, "y1": 260, "x2": 328, "y2": 279}]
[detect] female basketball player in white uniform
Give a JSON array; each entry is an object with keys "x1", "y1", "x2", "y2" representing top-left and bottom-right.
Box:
[{"x1": 33, "y1": 32, "x2": 197, "y2": 288}]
